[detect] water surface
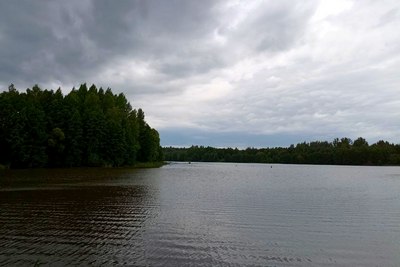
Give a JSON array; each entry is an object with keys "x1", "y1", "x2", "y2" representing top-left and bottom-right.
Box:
[{"x1": 1, "y1": 163, "x2": 399, "y2": 266}]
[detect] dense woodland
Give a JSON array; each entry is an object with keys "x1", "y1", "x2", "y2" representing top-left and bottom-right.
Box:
[
  {"x1": 0, "y1": 84, "x2": 162, "y2": 168},
  {"x1": 164, "y1": 137, "x2": 400, "y2": 166}
]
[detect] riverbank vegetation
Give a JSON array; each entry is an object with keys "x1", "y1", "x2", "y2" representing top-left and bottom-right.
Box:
[
  {"x1": 164, "y1": 137, "x2": 400, "y2": 166},
  {"x1": 0, "y1": 84, "x2": 163, "y2": 168}
]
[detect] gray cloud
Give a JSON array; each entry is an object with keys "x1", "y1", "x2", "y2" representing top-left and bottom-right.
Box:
[
  {"x1": 0, "y1": 0, "x2": 399, "y2": 147},
  {"x1": 226, "y1": 1, "x2": 317, "y2": 52}
]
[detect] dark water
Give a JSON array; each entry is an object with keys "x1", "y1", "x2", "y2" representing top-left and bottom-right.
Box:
[{"x1": 1, "y1": 163, "x2": 399, "y2": 266}]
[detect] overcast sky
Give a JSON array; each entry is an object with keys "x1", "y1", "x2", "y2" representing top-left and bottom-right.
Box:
[{"x1": 1, "y1": 0, "x2": 399, "y2": 147}]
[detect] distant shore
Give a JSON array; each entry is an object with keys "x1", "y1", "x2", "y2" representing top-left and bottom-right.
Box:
[{"x1": 163, "y1": 138, "x2": 400, "y2": 166}]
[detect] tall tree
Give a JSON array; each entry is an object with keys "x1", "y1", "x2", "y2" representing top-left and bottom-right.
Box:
[{"x1": 0, "y1": 84, "x2": 161, "y2": 168}]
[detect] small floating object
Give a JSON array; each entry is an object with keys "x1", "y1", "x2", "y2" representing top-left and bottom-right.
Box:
[{"x1": 188, "y1": 161, "x2": 191, "y2": 164}]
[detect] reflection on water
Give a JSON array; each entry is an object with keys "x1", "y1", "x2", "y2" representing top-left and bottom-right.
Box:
[
  {"x1": 0, "y1": 169, "x2": 157, "y2": 266},
  {"x1": 1, "y1": 164, "x2": 400, "y2": 266}
]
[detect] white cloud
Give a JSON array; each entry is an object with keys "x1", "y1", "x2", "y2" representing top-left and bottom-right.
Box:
[{"x1": 311, "y1": 0, "x2": 353, "y2": 21}]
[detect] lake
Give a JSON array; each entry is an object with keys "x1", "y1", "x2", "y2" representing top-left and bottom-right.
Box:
[{"x1": 0, "y1": 163, "x2": 399, "y2": 266}]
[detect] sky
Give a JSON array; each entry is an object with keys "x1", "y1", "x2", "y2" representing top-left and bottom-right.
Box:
[{"x1": 0, "y1": 0, "x2": 399, "y2": 148}]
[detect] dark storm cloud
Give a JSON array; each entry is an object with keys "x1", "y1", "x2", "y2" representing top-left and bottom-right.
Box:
[
  {"x1": 0, "y1": 1, "x2": 91, "y2": 84},
  {"x1": 0, "y1": 0, "x2": 221, "y2": 86},
  {"x1": 0, "y1": 0, "x2": 316, "y2": 86}
]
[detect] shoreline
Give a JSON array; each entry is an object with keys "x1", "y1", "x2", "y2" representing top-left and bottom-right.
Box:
[{"x1": 0, "y1": 162, "x2": 167, "y2": 171}]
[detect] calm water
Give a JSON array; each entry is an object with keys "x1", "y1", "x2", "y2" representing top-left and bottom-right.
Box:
[{"x1": 0, "y1": 163, "x2": 399, "y2": 266}]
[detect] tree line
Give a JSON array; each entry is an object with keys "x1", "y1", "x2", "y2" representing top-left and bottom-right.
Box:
[
  {"x1": 163, "y1": 137, "x2": 400, "y2": 166},
  {"x1": 0, "y1": 84, "x2": 163, "y2": 168}
]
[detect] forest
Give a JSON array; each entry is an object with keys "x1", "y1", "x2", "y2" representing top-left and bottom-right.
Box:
[
  {"x1": 164, "y1": 137, "x2": 400, "y2": 166},
  {"x1": 0, "y1": 84, "x2": 163, "y2": 168}
]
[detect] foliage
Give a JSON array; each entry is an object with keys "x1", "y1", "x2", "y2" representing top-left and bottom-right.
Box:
[
  {"x1": 0, "y1": 84, "x2": 163, "y2": 168},
  {"x1": 163, "y1": 138, "x2": 400, "y2": 166}
]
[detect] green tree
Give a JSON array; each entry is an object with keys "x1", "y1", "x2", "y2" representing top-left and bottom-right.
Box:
[{"x1": 0, "y1": 83, "x2": 161, "y2": 168}]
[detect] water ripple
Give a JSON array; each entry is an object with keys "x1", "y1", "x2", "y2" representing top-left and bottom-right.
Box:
[{"x1": 1, "y1": 165, "x2": 400, "y2": 266}]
